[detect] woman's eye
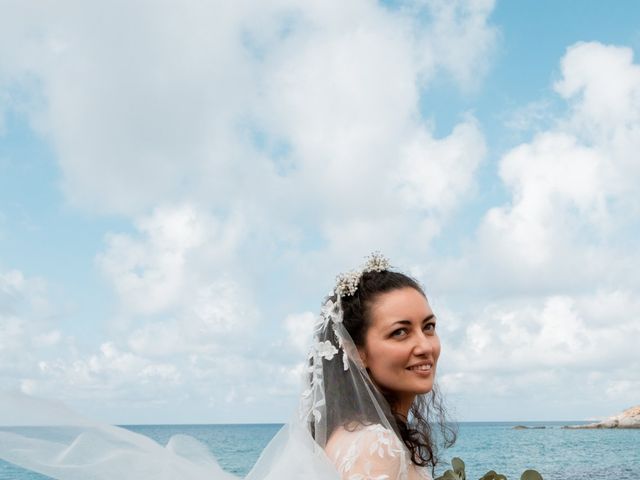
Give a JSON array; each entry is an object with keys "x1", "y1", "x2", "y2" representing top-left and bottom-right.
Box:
[
  {"x1": 424, "y1": 323, "x2": 436, "y2": 332},
  {"x1": 391, "y1": 328, "x2": 408, "y2": 338}
]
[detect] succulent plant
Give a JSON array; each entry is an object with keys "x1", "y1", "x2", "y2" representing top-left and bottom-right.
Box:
[
  {"x1": 520, "y1": 470, "x2": 543, "y2": 480},
  {"x1": 478, "y1": 471, "x2": 507, "y2": 480},
  {"x1": 435, "y1": 457, "x2": 465, "y2": 480},
  {"x1": 452, "y1": 457, "x2": 466, "y2": 480},
  {"x1": 434, "y1": 457, "x2": 543, "y2": 480}
]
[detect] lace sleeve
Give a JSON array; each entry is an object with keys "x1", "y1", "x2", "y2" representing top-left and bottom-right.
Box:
[{"x1": 325, "y1": 424, "x2": 408, "y2": 480}]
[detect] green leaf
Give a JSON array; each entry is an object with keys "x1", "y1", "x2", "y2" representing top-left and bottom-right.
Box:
[
  {"x1": 479, "y1": 470, "x2": 508, "y2": 480},
  {"x1": 435, "y1": 469, "x2": 458, "y2": 480},
  {"x1": 478, "y1": 471, "x2": 498, "y2": 480},
  {"x1": 451, "y1": 457, "x2": 466, "y2": 479},
  {"x1": 437, "y1": 456, "x2": 541, "y2": 480},
  {"x1": 520, "y1": 470, "x2": 543, "y2": 480}
]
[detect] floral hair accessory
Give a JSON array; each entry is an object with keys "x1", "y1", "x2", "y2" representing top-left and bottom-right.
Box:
[
  {"x1": 333, "y1": 251, "x2": 391, "y2": 297},
  {"x1": 363, "y1": 251, "x2": 390, "y2": 273},
  {"x1": 335, "y1": 270, "x2": 360, "y2": 297}
]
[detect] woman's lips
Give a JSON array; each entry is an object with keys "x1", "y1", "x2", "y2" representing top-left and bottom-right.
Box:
[{"x1": 407, "y1": 363, "x2": 433, "y2": 373}]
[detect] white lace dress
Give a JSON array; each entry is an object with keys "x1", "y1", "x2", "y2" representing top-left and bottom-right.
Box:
[{"x1": 325, "y1": 424, "x2": 432, "y2": 480}]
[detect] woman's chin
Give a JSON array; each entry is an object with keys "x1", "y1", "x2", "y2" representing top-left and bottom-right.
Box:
[{"x1": 412, "y1": 379, "x2": 435, "y2": 395}]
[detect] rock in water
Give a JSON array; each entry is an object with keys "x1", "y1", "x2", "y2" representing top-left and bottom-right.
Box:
[{"x1": 564, "y1": 405, "x2": 640, "y2": 429}]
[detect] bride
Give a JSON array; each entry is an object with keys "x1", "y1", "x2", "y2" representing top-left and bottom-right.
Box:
[{"x1": 0, "y1": 253, "x2": 455, "y2": 480}]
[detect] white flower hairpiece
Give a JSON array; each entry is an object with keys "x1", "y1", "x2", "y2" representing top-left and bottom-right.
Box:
[
  {"x1": 335, "y1": 270, "x2": 360, "y2": 297},
  {"x1": 334, "y1": 251, "x2": 391, "y2": 297},
  {"x1": 363, "y1": 251, "x2": 390, "y2": 273}
]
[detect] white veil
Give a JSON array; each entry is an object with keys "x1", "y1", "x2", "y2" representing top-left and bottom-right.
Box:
[{"x1": 0, "y1": 253, "x2": 417, "y2": 480}]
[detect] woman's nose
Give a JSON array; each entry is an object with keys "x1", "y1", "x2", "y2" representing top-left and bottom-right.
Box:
[{"x1": 413, "y1": 330, "x2": 433, "y2": 355}]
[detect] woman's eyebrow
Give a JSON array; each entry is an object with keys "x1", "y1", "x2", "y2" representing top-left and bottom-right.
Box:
[{"x1": 390, "y1": 314, "x2": 435, "y2": 327}]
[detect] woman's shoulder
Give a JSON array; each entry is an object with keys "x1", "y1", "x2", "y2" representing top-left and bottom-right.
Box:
[
  {"x1": 325, "y1": 423, "x2": 407, "y2": 479},
  {"x1": 327, "y1": 423, "x2": 404, "y2": 453}
]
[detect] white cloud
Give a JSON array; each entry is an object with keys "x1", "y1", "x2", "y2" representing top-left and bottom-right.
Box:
[
  {"x1": 0, "y1": 204, "x2": 266, "y2": 411},
  {"x1": 0, "y1": 1, "x2": 518, "y2": 421},
  {"x1": 0, "y1": 269, "x2": 63, "y2": 389},
  {"x1": 0, "y1": 269, "x2": 179, "y2": 402},
  {"x1": 412, "y1": 0, "x2": 498, "y2": 90},
  {"x1": 439, "y1": 290, "x2": 640, "y2": 419},
  {"x1": 0, "y1": 5, "x2": 498, "y2": 417},
  {"x1": 96, "y1": 204, "x2": 260, "y2": 357},
  {"x1": 432, "y1": 42, "x2": 640, "y2": 296},
  {"x1": 447, "y1": 292, "x2": 640, "y2": 373},
  {"x1": 125, "y1": 279, "x2": 258, "y2": 357},
  {"x1": 480, "y1": 131, "x2": 605, "y2": 267},
  {"x1": 425, "y1": 41, "x2": 640, "y2": 419},
  {"x1": 97, "y1": 204, "x2": 243, "y2": 316},
  {"x1": 394, "y1": 118, "x2": 486, "y2": 212},
  {"x1": 284, "y1": 311, "x2": 316, "y2": 355},
  {"x1": 503, "y1": 99, "x2": 555, "y2": 132},
  {"x1": 2, "y1": 0, "x2": 638, "y2": 426},
  {"x1": 555, "y1": 42, "x2": 640, "y2": 211},
  {"x1": 555, "y1": 42, "x2": 640, "y2": 136},
  {"x1": 29, "y1": 341, "x2": 183, "y2": 405},
  {"x1": 0, "y1": 1, "x2": 495, "y2": 246}
]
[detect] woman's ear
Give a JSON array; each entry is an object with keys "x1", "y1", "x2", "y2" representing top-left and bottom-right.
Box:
[{"x1": 357, "y1": 347, "x2": 367, "y2": 368}]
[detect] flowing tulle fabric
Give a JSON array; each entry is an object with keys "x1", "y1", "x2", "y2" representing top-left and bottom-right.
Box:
[{"x1": 0, "y1": 392, "x2": 341, "y2": 480}]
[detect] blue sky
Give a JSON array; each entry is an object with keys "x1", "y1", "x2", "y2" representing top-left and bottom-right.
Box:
[{"x1": 1, "y1": 0, "x2": 639, "y2": 424}]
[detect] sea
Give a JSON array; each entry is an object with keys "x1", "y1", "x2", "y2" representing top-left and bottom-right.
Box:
[{"x1": 1, "y1": 421, "x2": 638, "y2": 480}]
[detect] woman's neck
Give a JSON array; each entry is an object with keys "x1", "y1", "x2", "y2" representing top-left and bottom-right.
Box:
[{"x1": 395, "y1": 394, "x2": 415, "y2": 419}]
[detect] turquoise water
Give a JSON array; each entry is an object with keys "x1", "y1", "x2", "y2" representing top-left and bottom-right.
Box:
[{"x1": 1, "y1": 422, "x2": 638, "y2": 479}]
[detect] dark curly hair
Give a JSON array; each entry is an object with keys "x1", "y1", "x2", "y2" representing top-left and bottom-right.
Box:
[{"x1": 323, "y1": 269, "x2": 456, "y2": 471}]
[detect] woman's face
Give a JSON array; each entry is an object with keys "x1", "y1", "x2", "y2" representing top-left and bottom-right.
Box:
[{"x1": 358, "y1": 287, "x2": 440, "y2": 412}]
